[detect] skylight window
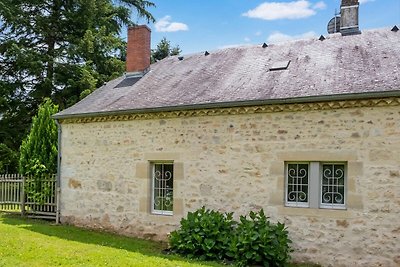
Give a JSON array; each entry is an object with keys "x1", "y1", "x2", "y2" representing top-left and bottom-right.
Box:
[
  {"x1": 269, "y1": 60, "x2": 291, "y2": 71},
  {"x1": 114, "y1": 77, "x2": 141, "y2": 88}
]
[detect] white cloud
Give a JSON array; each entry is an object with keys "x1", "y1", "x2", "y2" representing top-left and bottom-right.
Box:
[
  {"x1": 243, "y1": 0, "x2": 326, "y2": 20},
  {"x1": 244, "y1": 37, "x2": 251, "y2": 42},
  {"x1": 255, "y1": 31, "x2": 262, "y2": 36},
  {"x1": 219, "y1": 30, "x2": 318, "y2": 49},
  {"x1": 313, "y1": 1, "x2": 327, "y2": 9},
  {"x1": 267, "y1": 31, "x2": 317, "y2": 44},
  {"x1": 155, "y1": 16, "x2": 189, "y2": 32}
]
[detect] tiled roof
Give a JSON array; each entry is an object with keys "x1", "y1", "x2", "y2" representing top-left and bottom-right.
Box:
[{"x1": 54, "y1": 28, "x2": 400, "y2": 119}]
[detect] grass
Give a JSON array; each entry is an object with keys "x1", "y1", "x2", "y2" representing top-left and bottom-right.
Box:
[
  {"x1": 0, "y1": 213, "x2": 223, "y2": 267},
  {"x1": 0, "y1": 213, "x2": 319, "y2": 267}
]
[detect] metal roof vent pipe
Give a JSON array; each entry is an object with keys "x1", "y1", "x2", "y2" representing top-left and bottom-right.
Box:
[
  {"x1": 340, "y1": 0, "x2": 361, "y2": 36},
  {"x1": 126, "y1": 25, "x2": 151, "y2": 77}
]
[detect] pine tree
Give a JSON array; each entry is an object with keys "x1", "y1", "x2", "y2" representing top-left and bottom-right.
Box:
[
  {"x1": 0, "y1": 0, "x2": 155, "y2": 171},
  {"x1": 151, "y1": 37, "x2": 182, "y2": 62},
  {"x1": 0, "y1": 0, "x2": 155, "y2": 108}
]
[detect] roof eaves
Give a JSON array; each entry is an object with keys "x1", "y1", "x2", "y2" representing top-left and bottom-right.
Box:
[{"x1": 52, "y1": 89, "x2": 400, "y2": 120}]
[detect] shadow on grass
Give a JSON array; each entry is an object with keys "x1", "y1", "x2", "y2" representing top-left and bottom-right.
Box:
[{"x1": 0, "y1": 213, "x2": 223, "y2": 267}]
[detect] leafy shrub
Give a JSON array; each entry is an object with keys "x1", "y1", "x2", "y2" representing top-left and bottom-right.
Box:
[
  {"x1": 169, "y1": 206, "x2": 235, "y2": 261},
  {"x1": 24, "y1": 159, "x2": 53, "y2": 205},
  {"x1": 170, "y1": 207, "x2": 292, "y2": 266},
  {"x1": 229, "y1": 209, "x2": 292, "y2": 267}
]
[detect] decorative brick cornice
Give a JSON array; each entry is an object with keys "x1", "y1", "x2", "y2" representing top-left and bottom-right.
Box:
[{"x1": 59, "y1": 97, "x2": 400, "y2": 124}]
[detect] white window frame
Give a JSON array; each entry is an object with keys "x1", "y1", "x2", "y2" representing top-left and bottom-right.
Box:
[
  {"x1": 151, "y1": 162, "x2": 174, "y2": 216},
  {"x1": 285, "y1": 162, "x2": 310, "y2": 208},
  {"x1": 285, "y1": 161, "x2": 347, "y2": 210},
  {"x1": 319, "y1": 162, "x2": 346, "y2": 210}
]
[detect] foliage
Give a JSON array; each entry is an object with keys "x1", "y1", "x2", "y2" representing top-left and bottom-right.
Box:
[
  {"x1": 229, "y1": 209, "x2": 292, "y2": 267},
  {"x1": 0, "y1": 0, "x2": 155, "y2": 108},
  {"x1": 19, "y1": 99, "x2": 58, "y2": 175},
  {"x1": 0, "y1": 81, "x2": 32, "y2": 155},
  {"x1": 0, "y1": 214, "x2": 224, "y2": 267},
  {"x1": 24, "y1": 160, "x2": 55, "y2": 205},
  {"x1": 19, "y1": 99, "x2": 58, "y2": 204},
  {"x1": 0, "y1": 143, "x2": 18, "y2": 173},
  {"x1": 169, "y1": 207, "x2": 236, "y2": 261},
  {"x1": 151, "y1": 37, "x2": 182, "y2": 63},
  {"x1": 169, "y1": 207, "x2": 292, "y2": 266},
  {"x1": 0, "y1": 0, "x2": 156, "y2": 171}
]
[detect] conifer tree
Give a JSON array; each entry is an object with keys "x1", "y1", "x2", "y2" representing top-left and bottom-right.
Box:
[
  {"x1": 151, "y1": 37, "x2": 182, "y2": 62},
  {"x1": 0, "y1": 0, "x2": 155, "y2": 172},
  {"x1": 19, "y1": 99, "x2": 58, "y2": 175}
]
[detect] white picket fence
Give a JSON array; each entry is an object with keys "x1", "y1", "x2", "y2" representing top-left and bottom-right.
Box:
[{"x1": 0, "y1": 174, "x2": 59, "y2": 221}]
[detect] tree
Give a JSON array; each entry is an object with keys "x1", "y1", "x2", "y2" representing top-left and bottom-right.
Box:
[
  {"x1": 0, "y1": 143, "x2": 18, "y2": 173},
  {"x1": 0, "y1": 0, "x2": 156, "y2": 172},
  {"x1": 0, "y1": 80, "x2": 32, "y2": 152},
  {"x1": 151, "y1": 37, "x2": 182, "y2": 63},
  {"x1": 19, "y1": 98, "x2": 58, "y2": 204},
  {"x1": 0, "y1": 0, "x2": 155, "y2": 108},
  {"x1": 19, "y1": 99, "x2": 58, "y2": 175}
]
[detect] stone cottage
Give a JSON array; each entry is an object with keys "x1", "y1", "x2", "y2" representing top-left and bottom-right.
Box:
[{"x1": 53, "y1": 1, "x2": 400, "y2": 266}]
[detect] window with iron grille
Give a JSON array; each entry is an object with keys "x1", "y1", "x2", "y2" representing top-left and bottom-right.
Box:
[
  {"x1": 285, "y1": 162, "x2": 346, "y2": 209},
  {"x1": 286, "y1": 163, "x2": 309, "y2": 207},
  {"x1": 320, "y1": 163, "x2": 345, "y2": 208},
  {"x1": 151, "y1": 163, "x2": 173, "y2": 215}
]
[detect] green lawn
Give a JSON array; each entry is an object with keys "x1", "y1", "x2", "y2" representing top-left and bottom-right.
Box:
[
  {"x1": 0, "y1": 213, "x2": 319, "y2": 267},
  {"x1": 0, "y1": 213, "x2": 223, "y2": 267}
]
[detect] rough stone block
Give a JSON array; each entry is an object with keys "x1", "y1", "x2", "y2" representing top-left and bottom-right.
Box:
[{"x1": 135, "y1": 162, "x2": 149, "y2": 179}]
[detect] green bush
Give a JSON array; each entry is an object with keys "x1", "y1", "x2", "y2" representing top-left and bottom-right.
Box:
[
  {"x1": 169, "y1": 207, "x2": 292, "y2": 266},
  {"x1": 229, "y1": 209, "x2": 292, "y2": 267},
  {"x1": 169, "y1": 206, "x2": 235, "y2": 261},
  {"x1": 19, "y1": 99, "x2": 58, "y2": 205},
  {"x1": 19, "y1": 98, "x2": 58, "y2": 175}
]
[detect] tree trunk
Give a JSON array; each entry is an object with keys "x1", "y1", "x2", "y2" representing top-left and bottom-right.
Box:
[{"x1": 44, "y1": 0, "x2": 62, "y2": 98}]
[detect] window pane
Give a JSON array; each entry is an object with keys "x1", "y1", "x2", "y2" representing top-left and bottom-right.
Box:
[
  {"x1": 152, "y1": 163, "x2": 174, "y2": 213},
  {"x1": 321, "y1": 164, "x2": 345, "y2": 205},
  {"x1": 287, "y1": 163, "x2": 309, "y2": 205},
  {"x1": 154, "y1": 165, "x2": 162, "y2": 188}
]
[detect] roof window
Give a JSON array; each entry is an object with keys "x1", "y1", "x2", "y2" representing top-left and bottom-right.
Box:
[
  {"x1": 114, "y1": 76, "x2": 141, "y2": 88},
  {"x1": 269, "y1": 60, "x2": 291, "y2": 71}
]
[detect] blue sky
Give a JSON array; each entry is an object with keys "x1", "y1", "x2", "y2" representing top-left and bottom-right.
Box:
[{"x1": 134, "y1": 0, "x2": 400, "y2": 54}]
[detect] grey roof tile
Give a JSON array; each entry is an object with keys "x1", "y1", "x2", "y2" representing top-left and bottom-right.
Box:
[{"x1": 55, "y1": 28, "x2": 400, "y2": 118}]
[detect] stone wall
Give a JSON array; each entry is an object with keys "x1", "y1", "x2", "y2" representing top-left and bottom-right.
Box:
[{"x1": 59, "y1": 103, "x2": 400, "y2": 266}]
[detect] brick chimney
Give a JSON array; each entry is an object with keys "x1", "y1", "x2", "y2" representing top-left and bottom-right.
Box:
[
  {"x1": 340, "y1": 0, "x2": 361, "y2": 35},
  {"x1": 126, "y1": 25, "x2": 151, "y2": 76}
]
